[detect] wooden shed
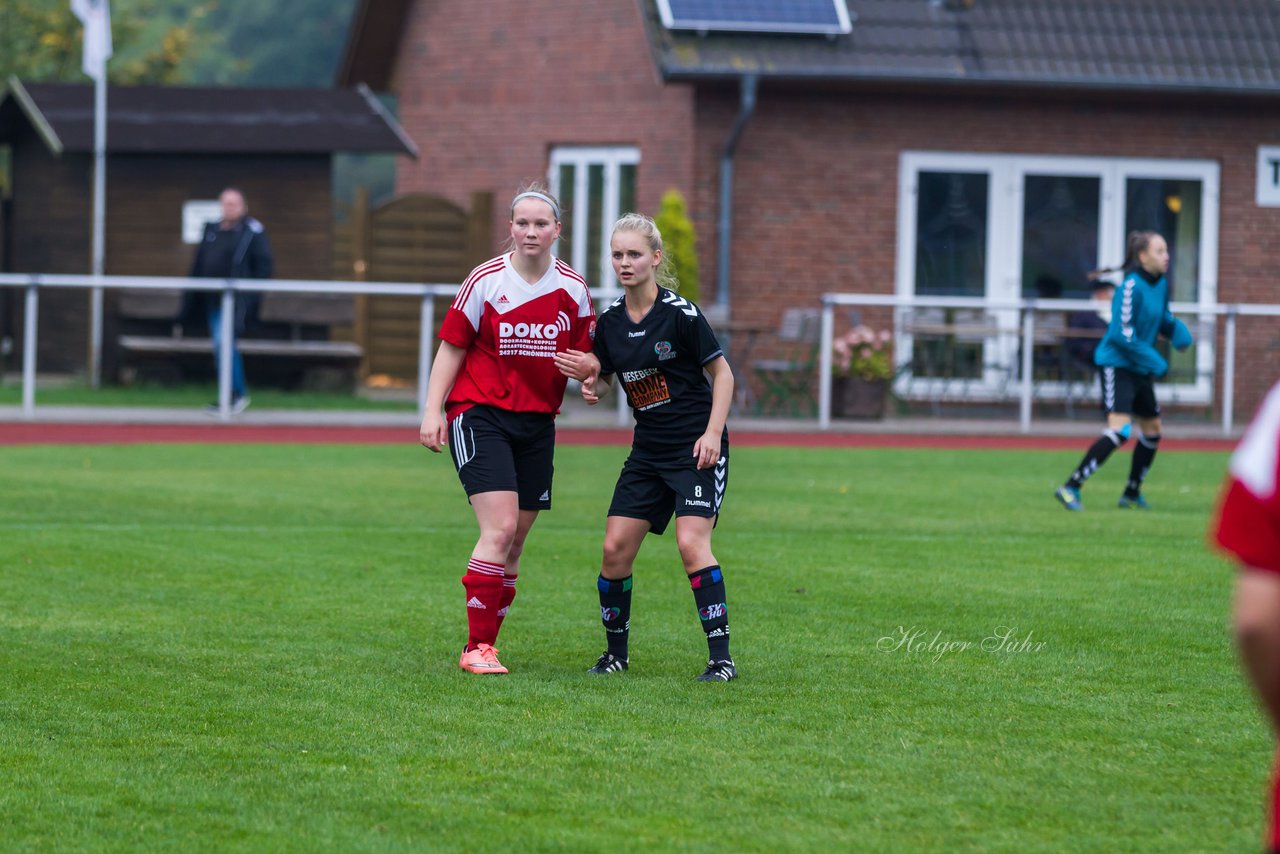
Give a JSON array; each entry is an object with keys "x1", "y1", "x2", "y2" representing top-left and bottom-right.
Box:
[{"x1": 0, "y1": 78, "x2": 417, "y2": 376}]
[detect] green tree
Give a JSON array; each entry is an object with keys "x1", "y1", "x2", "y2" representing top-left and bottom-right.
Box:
[
  {"x1": 654, "y1": 189, "x2": 701, "y2": 303},
  {"x1": 0, "y1": 0, "x2": 204, "y2": 197},
  {"x1": 0, "y1": 0, "x2": 202, "y2": 85},
  {"x1": 184, "y1": 0, "x2": 358, "y2": 86}
]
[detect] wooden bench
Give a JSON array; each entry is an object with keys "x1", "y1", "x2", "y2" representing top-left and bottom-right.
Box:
[{"x1": 115, "y1": 290, "x2": 364, "y2": 389}]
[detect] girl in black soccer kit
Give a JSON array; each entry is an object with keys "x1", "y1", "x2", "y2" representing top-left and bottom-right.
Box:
[{"x1": 554, "y1": 213, "x2": 738, "y2": 682}]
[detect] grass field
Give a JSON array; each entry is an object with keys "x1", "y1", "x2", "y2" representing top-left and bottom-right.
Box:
[{"x1": 0, "y1": 440, "x2": 1264, "y2": 852}]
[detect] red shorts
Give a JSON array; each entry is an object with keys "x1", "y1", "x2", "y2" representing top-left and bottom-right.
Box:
[{"x1": 1215, "y1": 479, "x2": 1280, "y2": 574}]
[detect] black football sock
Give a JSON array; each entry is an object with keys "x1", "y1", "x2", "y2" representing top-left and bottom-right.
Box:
[
  {"x1": 598, "y1": 574, "x2": 632, "y2": 659},
  {"x1": 689, "y1": 565, "x2": 731, "y2": 662},
  {"x1": 1067, "y1": 427, "x2": 1127, "y2": 488},
  {"x1": 1125, "y1": 433, "x2": 1160, "y2": 497}
]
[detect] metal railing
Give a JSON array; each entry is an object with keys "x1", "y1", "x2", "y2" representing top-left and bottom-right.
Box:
[
  {"x1": 0, "y1": 273, "x2": 628, "y2": 424},
  {"x1": 818, "y1": 293, "x2": 1280, "y2": 435}
]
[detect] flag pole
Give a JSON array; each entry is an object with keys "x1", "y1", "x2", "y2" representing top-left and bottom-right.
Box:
[
  {"x1": 74, "y1": 0, "x2": 111, "y2": 388},
  {"x1": 88, "y1": 70, "x2": 105, "y2": 387}
]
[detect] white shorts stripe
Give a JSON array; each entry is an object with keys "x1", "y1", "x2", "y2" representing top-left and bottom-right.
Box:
[
  {"x1": 714, "y1": 456, "x2": 728, "y2": 512},
  {"x1": 451, "y1": 413, "x2": 476, "y2": 468}
]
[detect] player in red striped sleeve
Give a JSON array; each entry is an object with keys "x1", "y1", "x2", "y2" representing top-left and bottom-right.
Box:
[
  {"x1": 1216, "y1": 380, "x2": 1280, "y2": 852},
  {"x1": 419, "y1": 181, "x2": 597, "y2": 675}
]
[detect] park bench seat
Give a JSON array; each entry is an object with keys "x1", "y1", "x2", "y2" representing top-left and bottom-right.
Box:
[{"x1": 115, "y1": 289, "x2": 364, "y2": 389}]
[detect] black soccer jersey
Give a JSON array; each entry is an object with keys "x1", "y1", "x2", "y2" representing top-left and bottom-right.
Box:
[{"x1": 594, "y1": 288, "x2": 726, "y2": 457}]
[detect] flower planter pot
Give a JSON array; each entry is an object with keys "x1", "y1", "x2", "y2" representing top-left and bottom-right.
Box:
[{"x1": 832, "y1": 377, "x2": 888, "y2": 419}]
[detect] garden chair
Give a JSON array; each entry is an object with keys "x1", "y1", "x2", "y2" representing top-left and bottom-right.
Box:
[{"x1": 751, "y1": 307, "x2": 822, "y2": 416}]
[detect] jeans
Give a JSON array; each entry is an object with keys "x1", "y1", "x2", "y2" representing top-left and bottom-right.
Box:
[{"x1": 207, "y1": 302, "x2": 247, "y2": 398}]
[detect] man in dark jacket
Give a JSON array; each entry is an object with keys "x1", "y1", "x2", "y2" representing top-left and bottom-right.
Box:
[
  {"x1": 189, "y1": 187, "x2": 273, "y2": 412},
  {"x1": 1066, "y1": 280, "x2": 1113, "y2": 369}
]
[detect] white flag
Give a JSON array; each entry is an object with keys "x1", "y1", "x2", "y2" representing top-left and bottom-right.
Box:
[{"x1": 70, "y1": 0, "x2": 113, "y2": 81}]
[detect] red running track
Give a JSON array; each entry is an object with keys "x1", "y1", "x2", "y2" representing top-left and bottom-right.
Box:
[{"x1": 0, "y1": 422, "x2": 1237, "y2": 451}]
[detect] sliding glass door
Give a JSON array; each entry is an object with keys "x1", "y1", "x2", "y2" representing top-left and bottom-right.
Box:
[{"x1": 897, "y1": 153, "x2": 1219, "y2": 402}]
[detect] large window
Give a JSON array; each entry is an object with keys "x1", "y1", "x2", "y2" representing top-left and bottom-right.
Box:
[
  {"x1": 915, "y1": 171, "x2": 988, "y2": 297},
  {"x1": 897, "y1": 153, "x2": 1219, "y2": 402},
  {"x1": 1021, "y1": 175, "x2": 1101, "y2": 300},
  {"x1": 548, "y1": 147, "x2": 639, "y2": 294}
]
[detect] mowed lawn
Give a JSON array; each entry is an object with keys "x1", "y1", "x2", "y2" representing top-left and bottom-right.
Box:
[{"x1": 0, "y1": 440, "x2": 1264, "y2": 852}]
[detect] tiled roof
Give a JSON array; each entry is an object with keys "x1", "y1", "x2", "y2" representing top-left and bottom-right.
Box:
[
  {"x1": 0, "y1": 80, "x2": 418, "y2": 155},
  {"x1": 644, "y1": 0, "x2": 1280, "y2": 94}
]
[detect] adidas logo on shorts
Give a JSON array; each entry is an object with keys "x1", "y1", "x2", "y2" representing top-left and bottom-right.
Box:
[
  {"x1": 539, "y1": 490, "x2": 550, "y2": 502},
  {"x1": 466, "y1": 596, "x2": 486, "y2": 609}
]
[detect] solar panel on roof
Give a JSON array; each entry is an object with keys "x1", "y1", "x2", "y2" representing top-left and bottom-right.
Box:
[{"x1": 656, "y1": 0, "x2": 854, "y2": 35}]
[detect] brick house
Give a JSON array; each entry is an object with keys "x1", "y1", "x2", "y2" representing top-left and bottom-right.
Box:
[{"x1": 338, "y1": 0, "x2": 1280, "y2": 417}]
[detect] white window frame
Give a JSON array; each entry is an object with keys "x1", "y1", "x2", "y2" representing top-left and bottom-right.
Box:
[
  {"x1": 548, "y1": 146, "x2": 640, "y2": 297},
  {"x1": 896, "y1": 152, "x2": 1220, "y2": 403}
]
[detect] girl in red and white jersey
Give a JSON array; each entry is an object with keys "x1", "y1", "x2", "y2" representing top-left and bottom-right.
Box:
[
  {"x1": 1217, "y1": 381, "x2": 1280, "y2": 852},
  {"x1": 420, "y1": 181, "x2": 597, "y2": 675}
]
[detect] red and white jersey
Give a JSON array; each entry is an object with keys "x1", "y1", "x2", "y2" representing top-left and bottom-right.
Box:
[
  {"x1": 1215, "y1": 381, "x2": 1280, "y2": 573},
  {"x1": 439, "y1": 254, "x2": 595, "y2": 419}
]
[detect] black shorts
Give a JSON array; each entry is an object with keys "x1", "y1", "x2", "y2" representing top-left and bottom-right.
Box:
[
  {"x1": 449, "y1": 405, "x2": 555, "y2": 510},
  {"x1": 607, "y1": 447, "x2": 729, "y2": 536},
  {"x1": 1101, "y1": 366, "x2": 1160, "y2": 418}
]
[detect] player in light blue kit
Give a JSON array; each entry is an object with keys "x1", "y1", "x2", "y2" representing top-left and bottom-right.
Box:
[{"x1": 1054, "y1": 231, "x2": 1193, "y2": 511}]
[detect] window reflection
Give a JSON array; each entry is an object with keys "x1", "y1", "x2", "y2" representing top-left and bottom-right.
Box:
[
  {"x1": 915, "y1": 171, "x2": 988, "y2": 297},
  {"x1": 1022, "y1": 175, "x2": 1100, "y2": 299},
  {"x1": 1125, "y1": 178, "x2": 1201, "y2": 303}
]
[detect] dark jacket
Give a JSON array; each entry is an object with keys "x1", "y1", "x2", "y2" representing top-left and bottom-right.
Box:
[
  {"x1": 191, "y1": 217, "x2": 273, "y2": 280},
  {"x1": 187, "y1": 217, "x2": 273, "y2": 330},
  {"x1": 1066, "y1": 309, "x2": 1108, "y2": 368}
]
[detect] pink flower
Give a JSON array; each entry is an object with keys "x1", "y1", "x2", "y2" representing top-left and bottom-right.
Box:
[{"x1": 833, "y1": 326, "x2": 894, "y2": 380}]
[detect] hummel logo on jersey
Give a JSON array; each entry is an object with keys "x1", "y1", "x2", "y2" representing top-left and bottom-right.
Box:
[
  {"x1": 466, "y1": 596, "x2": 486, "y2": 609},
  {"x1": 628, "y1": 330, "x2": 646, "y2": 338}
]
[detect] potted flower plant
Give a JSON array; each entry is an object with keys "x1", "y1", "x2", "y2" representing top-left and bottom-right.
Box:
[{"x1": 832, "y1": 325, "x2": 894, "y2": 418}]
